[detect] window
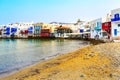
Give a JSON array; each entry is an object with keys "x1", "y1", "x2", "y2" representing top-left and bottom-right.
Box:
[
  {"x1": 114, "y1": 29, "x2": 117, "y2": 36},
  {"x1": 102, "y1": 32, "x2": 107, "y2": 36},
  {"x1": 115, "y1": 14, "x2": 119, "y2": 19},
  {"x1": 118, "y1": 24, "x2": 120, "y2": 27}
]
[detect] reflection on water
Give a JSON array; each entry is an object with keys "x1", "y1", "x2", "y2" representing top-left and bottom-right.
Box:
[{"x1": 0, "y1": 39, "x2": 89, "y2": 76}]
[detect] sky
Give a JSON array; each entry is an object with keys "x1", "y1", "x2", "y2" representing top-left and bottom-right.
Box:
[{"x1": 0, "y1": 0, "x2": 120, "y2": 25}]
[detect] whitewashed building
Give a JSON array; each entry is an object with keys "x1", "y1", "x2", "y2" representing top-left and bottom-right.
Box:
[
  {"x1": 1, "y1": 24, "x2": 18, "y2": 38},
  {"x1": 1, "y1": 22, "x2": 34, "y2": 38},
  {"x1": 111, "y1": 8, "x2": 120, "y2": 38},
  {"x1": 89, "y1": 18, "x2": 102, "y2": 39}
]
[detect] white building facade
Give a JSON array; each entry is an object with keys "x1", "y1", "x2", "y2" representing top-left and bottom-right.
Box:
[
  {"x1": 1, "y1": 22, "x2": 34, "y2": 38},
  {"x1": 89, "y1": 18, "x2": 102, "y2": 39},
  {"x1": 111, "y1": 8, "x2": 120, "y2": 38}
]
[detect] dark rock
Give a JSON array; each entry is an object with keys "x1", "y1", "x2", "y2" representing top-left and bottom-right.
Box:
[{"x1": 109, "y1": 74, "x2": 112, "y2": 78}]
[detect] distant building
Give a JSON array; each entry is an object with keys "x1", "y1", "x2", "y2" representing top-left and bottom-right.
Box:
[
  {"x1": 111, "y1": 8, "x2": 120, "y2": 38},
  {"x1": 89, "y1": 18, "x2": 102, "y2": 39},
  {"x1": 102, "y1": 14, "x2": 112, "y2": 39},
  {"x1": 33, "y1": 23, "x2": 43, "y2": 37},
  {"x1": 1, "y1": 22, "x2": 34, "y2": 38},
  {"x1": 40, "y1": 23, "x2": 55, "y2": 37},
  {"x1": 102, "y1": 22, "x2": 111, "y2": 39},
  {"x1": 1, "y1": 24, "x2": 17, "y2": 38},
  {"x1": 51, "y1": 23, "x2": 79, "y2": 37},
  {"x1": 55, "y1": 25, "x2": 72, "y2": 38},
  {"x1": 17, "y1": 22, "x2": 34, "y2": 38}
]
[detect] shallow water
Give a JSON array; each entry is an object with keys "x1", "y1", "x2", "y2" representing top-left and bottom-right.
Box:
[{"x1": 0, "y1": 39, "x2": 89, "y2": 77}]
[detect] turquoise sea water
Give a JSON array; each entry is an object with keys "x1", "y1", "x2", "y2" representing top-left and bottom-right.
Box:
[{"x1": 0, "y1": 39, "x2": 89, "y2": 77}]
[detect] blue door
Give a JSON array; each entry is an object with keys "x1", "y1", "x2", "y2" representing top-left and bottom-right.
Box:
[{"x1": 114, "y1": 29, "x2": 117, "y2": 36}]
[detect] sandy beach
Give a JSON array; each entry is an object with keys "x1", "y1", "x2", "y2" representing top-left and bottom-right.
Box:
[{"x1": 0, "y1": 42, "x2": 120, "y2": 80}]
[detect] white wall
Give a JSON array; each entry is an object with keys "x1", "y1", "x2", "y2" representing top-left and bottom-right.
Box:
[
  {"x1": 111, "y1": 22, "x2": 120, "y2": 37},
  {"x1": 111, "y1": 8, "x2": 120, "y2": 19},
  {"x1": 89, "y1": 18, "x2": 102, "y2": 39},
  {"x1": 111, "y1": 8, "x2": 120, "y2": 37}
]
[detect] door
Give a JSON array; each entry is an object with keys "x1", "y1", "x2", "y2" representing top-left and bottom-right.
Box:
[{"x1": 114, "y1": 29, "x2": 117, "y2": 36}]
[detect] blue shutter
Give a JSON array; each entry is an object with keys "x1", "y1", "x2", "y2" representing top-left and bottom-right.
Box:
[
  {"x1": 114, "y1": 29, "x2": 117, "y2": 36},
  {"x1": 80, "y1": 29, "x2": 84, "y2": 33}
]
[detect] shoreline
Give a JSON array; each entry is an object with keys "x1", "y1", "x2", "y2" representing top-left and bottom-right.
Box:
[
  {"x1": 0, "y1": 38, "x2": 114, "y2": 80},
  {"x1": 1, "y1": 42, "x2": 120, "y2": 80},
  {"x1": 0, "y1": 40, "x2": 90, "y2": 79},
  {"x1": 0, "y1": 45, "x2": 91, "y2": 80},
  {"x1": 0, "y1": 37, "x2": 105, "y2": 45}
]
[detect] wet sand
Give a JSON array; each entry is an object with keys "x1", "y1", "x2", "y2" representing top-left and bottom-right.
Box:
[{"x1": 0, "y1": 43, "x2": 120, "y2": 80}]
